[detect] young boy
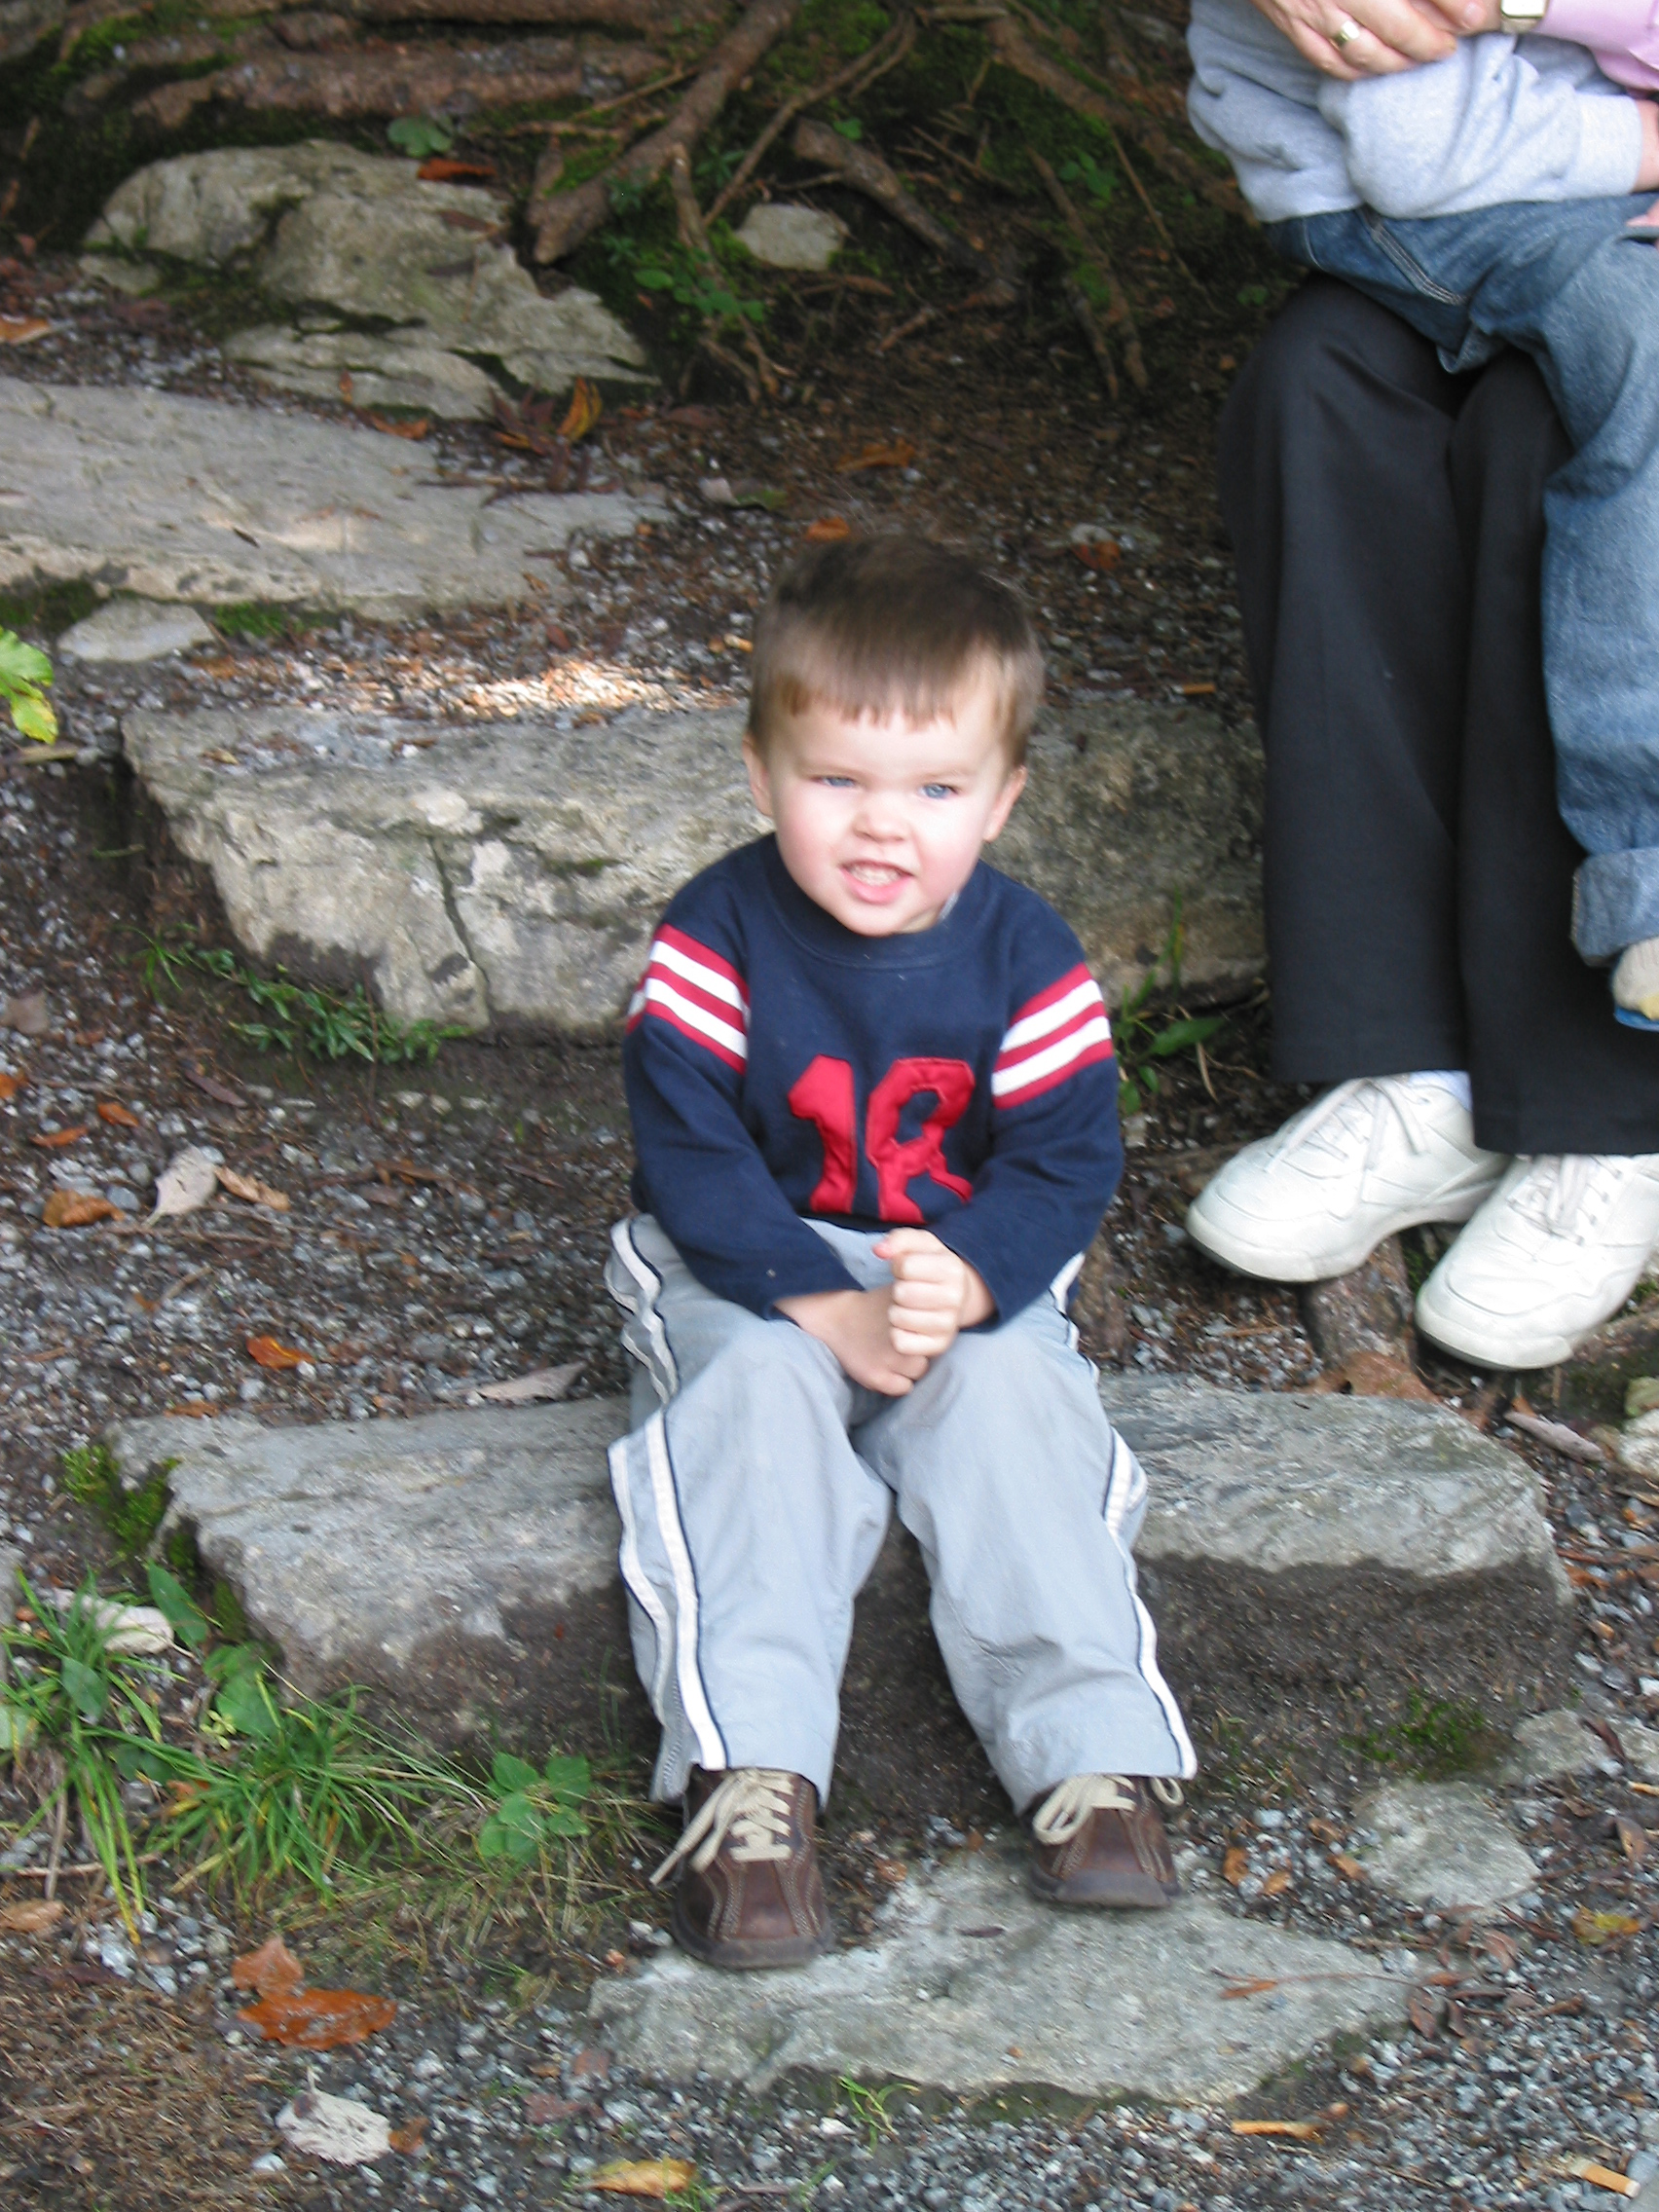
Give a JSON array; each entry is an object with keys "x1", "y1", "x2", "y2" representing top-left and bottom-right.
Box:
[
  {"x1": 604, "y1": 535, "x2": 1194, "y2": 1971},
  {"x1": 1186, "y1": 0, "x2": 1659, "y2": 1027}
]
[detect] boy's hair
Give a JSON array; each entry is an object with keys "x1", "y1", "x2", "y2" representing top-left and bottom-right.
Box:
[{"x1": 748, "y1": 534, "x2": 1043, "y2": 767}]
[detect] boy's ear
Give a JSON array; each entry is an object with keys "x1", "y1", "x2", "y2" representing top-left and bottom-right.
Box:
[
  {"x1": 743, "y1": 734, "x2": 774, "y2": 821},
  {"x1": 981, "y1": 762, "x2": 1027, "y2": 844}
]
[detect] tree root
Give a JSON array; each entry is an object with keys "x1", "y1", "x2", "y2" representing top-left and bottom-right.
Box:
[
  {"x1": 667, "y1": 141, "x2": 780, "y2": 401},
  {"x1": 984, "y1": 14, "x2": 1240, "y2": 217},
  {"x1": 705, "y1": 7, "x2": 915, "y2": 226},
  {"x1": 1030, "y1": 148, "x2": 1144, "y2": 388},
  {"x1": 791, "y1": 115, "x2": 1017, "y2": 304},
  {"x1": 342, "y1": 0, "x2": 712, "y2": 27},
  {"x1": 532, "y1": 0, "x2": 799, "y2": 263},
  {"x1": 129, "y1": 32, "x2": 662, "y2": 129}
]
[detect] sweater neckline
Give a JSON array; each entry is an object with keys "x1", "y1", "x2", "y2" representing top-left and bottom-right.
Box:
[{"x1": 757, "y1": 836, "x2": 989, "y2": 969}]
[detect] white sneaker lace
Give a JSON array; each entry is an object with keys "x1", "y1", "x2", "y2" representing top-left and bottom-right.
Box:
[
  {"x1": 1031, "y1": 1773, "x2": 1184, "y2": 1847},
  {"x1": 1500, "y1": 1154, "x2": 1658, "y2": 1239},
  {"x1": 650, "y1": 1768, "x2": 797, "y2": 1888},
  {"x1": 1271, "y1": 1078, "x2": 1434, "y2": 1176}
]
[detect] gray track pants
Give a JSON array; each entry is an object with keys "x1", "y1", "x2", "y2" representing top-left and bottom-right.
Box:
[{"x1": 604, "y1": 1214, "x2": 1195, "y2": 1809}]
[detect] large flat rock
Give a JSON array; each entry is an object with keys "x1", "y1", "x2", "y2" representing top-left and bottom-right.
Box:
[
  {"x1": 86, "y1": 142, "x2": 650, "y2": 418},
  {"x1": 590, "y1": 1842, "x2": 1413, "y2": 2101},
  {"x1": 1103, "y1": 1375, "x2": 1573, "y2": 1747},
  {"x1": 109, "y1": 1375, "x2": 1570, "y2": 1797},
  {"x1": 0, "y1": 378, "x2": 660, "y2": 621},
  {"x1": 124, "y1": 693, "x2": 1263, "y2": 1033}
]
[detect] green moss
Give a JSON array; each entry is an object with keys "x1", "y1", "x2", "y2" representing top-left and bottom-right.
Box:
[
  {"x1": 0, "y1": 579, "x2": 100, "y2": 640},
  {"x1": 1347, "y1": 1693, "x2": 1498, "y2": 1779},
  {"x1": 62, "y1": 1443, "x2": 175, "y2": 1560},
  {"x1": 210, "y1": 601, "x2": 313, "y2": 641}
]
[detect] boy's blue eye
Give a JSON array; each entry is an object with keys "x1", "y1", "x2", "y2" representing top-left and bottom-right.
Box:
[
  {"x1": 817, "y1": 775, "x2": 857, "y2": 789},
  {"x1": 920, "y1": 783, "x2": 958, "y2": 800}
]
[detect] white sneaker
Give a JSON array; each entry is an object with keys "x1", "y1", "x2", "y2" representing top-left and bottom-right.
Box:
[
  {"x1": 1415, "y1": 1154, "x2": 1659, "y2": 1369},
  {"x1": 1184, "y1": 1077, "x2": 1507, "y2": 1283}
]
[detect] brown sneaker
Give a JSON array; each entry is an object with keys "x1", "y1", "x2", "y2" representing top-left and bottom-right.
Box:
[
  {"x1": 651, "y1": 1767, "x2": 832, "y2": 1971},
  {"x1": 1027, "y1": 1774, "x2": 1184, "y2": 1908}
]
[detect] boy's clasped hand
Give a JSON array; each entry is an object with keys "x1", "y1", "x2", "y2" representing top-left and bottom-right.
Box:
[{"x1": 778, "y1": 1230, "x2": 994, "y2": 1395}]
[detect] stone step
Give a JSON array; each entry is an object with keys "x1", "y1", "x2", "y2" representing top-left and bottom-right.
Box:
[
  {"x1": 108, "y1": 1373, "x2": 1572, "y2": 1818},
  {"x1": 123, "y1": 693, "x2": 1264, "y2": 1036}
]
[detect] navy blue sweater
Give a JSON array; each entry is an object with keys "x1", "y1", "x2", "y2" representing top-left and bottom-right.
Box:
[{"x1": 623, "y1": 837, "x2": 1122, "y2": 1321}]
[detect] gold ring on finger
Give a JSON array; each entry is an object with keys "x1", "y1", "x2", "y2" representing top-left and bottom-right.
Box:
[{"x1": 1332, "y1": 17, "x2": 1362, "y2": 44}]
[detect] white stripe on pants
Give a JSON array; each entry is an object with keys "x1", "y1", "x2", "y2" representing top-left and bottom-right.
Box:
[{"x1": 605, "y1": 1214, "x2": 1196, "y2": 1806}]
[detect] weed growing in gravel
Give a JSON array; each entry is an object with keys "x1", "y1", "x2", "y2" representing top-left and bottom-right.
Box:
[
  {"x1": 0, "y1": 627, "x2": 57, "y2": 744},
  {"x1": 836, "y1": 2076, "x2": 916, "y2": 2150},
  {"x1": 0, "y1": 1572, "x2": 175, "y2": 1934},
  {"x1": 61, "y1": 1440, "x2": 172, "y2": 1559},
  {"x1": 1112, "y1": 899, "x2": 1227, "y2": 1118},
  {"x1": 138, "y1": 929, "x2": 464, "y2": 1063},
  {"x1": 1348, "y1": 1693, "x2": 1496, "y2": 1778}
]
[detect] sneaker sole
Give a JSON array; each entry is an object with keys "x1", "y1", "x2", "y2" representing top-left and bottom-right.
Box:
[
  {"x1": 1028, "y1": 1861, "x2": 1178, "y2": 1909},
  {"x1": 1186, "y1": 1186, "x2": 1499, "y2": 1285},
  {"x1": 1413, "y1": 1286, "x2": 1578, "y2": 1372},
  {"x1": 670, "y1": 1895, "x2": 834, "y2": 1972}
]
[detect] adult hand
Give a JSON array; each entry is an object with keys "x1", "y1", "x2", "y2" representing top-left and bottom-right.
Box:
[
  {"x1": 875, "y1": 1229, "x2": 995, "y2": 1361},
  {"x1": 1247, "y1": 0, "x2": 1475, "y2": 79},
  {"x1": 777, "y1": 1284, "x2": 930, "y2": 1396}
]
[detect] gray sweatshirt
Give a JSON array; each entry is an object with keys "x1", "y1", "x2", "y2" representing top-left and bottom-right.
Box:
[{"x1": 1187, "y1": 0, "x2": 1643, "y2": 224}]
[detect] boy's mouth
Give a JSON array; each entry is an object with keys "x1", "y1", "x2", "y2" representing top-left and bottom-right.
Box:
[{"x1": 842, "y1": 862, "x2": 911, "y2": 900}]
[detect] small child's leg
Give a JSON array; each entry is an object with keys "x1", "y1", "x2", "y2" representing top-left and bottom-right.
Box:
[
  {"x1": 605, "y1": 1216, "x2": 891, "y2": 1808},
  {"x1": 855, "y1": 1294, "x2": 1193, "y2": 1835}
]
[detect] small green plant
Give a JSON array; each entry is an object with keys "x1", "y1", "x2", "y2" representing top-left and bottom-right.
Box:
[
  {"x1": 1347, "y1": 1693, "x2": 1494, "y2": 1778},
  {"x1": 1058, "y1": 148, "x2": 1115, "y2": 206},
  {"x1": 137, "y1": 931, "x2": 463, "y2": 1064},
  {"x1": 61, "y1": 1442, "x2": 172, "y2": 1559},
  {"x1": 0, "y1": 1574, "x2": 174, "y2": 1933},
  {"x1": 210, "y1": 601, "x2": 306, "y2": 641},
  {"x1": 477, "y1": 1750, "x2": 591, "y2": 1864},
  {"x1": 387, "y1": 114, "x2": 453, "y2": 158},
  {"x1": 835, "y1": 2076, "x2": 914, "y2": 2151},
  {"x1": 0, "y1": 627, "x2": 57, "y2": 744},
  {"x1": 1113, "y1": 898, "x2": 1227, "y2": 1118}
]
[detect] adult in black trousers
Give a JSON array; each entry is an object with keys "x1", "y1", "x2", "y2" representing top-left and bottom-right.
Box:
[{"x1": 1185, "y1": 276, "x2": 1659, "y2": 1368}]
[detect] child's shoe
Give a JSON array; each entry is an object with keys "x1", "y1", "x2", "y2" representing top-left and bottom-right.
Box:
[
  {"x1": 652, "y1": 1767, "x2": 831, "y2": 1970},
  {"x1": 1415, "y1": 1153, "x2": 1659, "y2": 1368},
  {"x1": 1027, "y1": 1774, "x2": 1183, "y2": 1908},
  {"x1": 1612, "y1": 938, "x2": 1659, "y2": 1031}
]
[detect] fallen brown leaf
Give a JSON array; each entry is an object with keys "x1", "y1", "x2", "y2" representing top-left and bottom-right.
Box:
[
  {"x1": 1572, "y1": 1907, "x2": 1641, "y2": 1946},
  {"x1": 1221, "y1": 1845, "x2": 1249, "y2": 1886},
  {"x1": 217, "y1": 1166, "x2": 290, "y2": 1212},
  {"x1": 1231, "y1": 2120, "x2": 1321, "y2": 2141},
  {"x1": 246, "y1": 1335, "x2": 308, "y2": 1371},
  {"x1": 836, "y1": 438, "x2": 916, "y2": 472},
  {"x1": 1260, "y1": 1867, "x2": 1293, "y2": 1898},
  {"x1": 559, "y1": 377, "x2": 603, "y2": 443},
  {"x1": 0, "y1": 315, "x2": 49, "y2": 345},
  {"x1": 95, "y1": 1100, "x2": 142, "y2": 1128},
  {"x1": 1329, "y1": 1852, "x2": 1367, "y2": 1882},
  {"x1": 1407, "y1": 1984, "x2": 1443, "y2": 2038},
  {"x1": 365, "y1": 414, "x2": 429, "y2": 440},
  {"x1": 589, "y1": 2157, "x2": 698, "y2": 2199},
  {"x1": 1616, "y1": 1816, "x2": 1648, "y2": 1866},
  {"x1": 804, "y1": 515, "x2": 852, "y2": 542},
  {"x1": 1219, "y1": 1977, "x2": 1279, "y2": 2000},
  {"x1": 871, "y1": 1857, "x2": 908, "y2": 1886},
  {"x1": 1071, "y1": 537, "x2": 1120, "y2": 572},
  {"x1": 42, "y1": 1190, "x2": 119, "y2": 1229},
  {"x1": 31, "y1": 1125, "x2": 87, "y2": 1149},
  {"x1": 0, "y1": 1071, "x2": 22, "y2": 1101},
  {"x1": 418, "y1": 155, "x2": 496, "y2": 181},
  {"x1": 240, "y1": 1988, "x2": 396, "y2": 2049},
  {"x1": 0, "y1": 1898, "x2": 64, "y2": 1934},
  {"x1": 387, "y1": 2116, "x2": 428, "y2": 2155},
  {"x1": 232, "y1": 1934, "x2": 306, "y2": 1999}
]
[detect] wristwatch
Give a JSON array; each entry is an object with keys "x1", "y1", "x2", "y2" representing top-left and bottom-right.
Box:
[{"x1": 1499, "y1": 0, "x2": 1547, "y2": 28}]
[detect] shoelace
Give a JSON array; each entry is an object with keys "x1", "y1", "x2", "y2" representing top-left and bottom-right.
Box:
[
  {"x1": 1499, "y1": 1153, "x2": 1655, "y2": 1239},
  {"x1": 650, "y1": 1768, "x2": 796, "y2": 1889},
  {"x1": 1031, "y1": 1773, "x2": 1183, "y2": 1848},
  {"x1": 1271, "y1": 1077, "x2": 1431, "y2": 1176}
]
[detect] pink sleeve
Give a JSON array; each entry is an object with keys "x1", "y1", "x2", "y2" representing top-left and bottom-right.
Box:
[{"x1": 1542, "y1": 0, "x2": 1659, "y2": 89}]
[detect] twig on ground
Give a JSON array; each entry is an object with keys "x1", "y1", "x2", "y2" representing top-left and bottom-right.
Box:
[
  {"x1": 876, "y1": 303, "x2": 939, "y2": 352},
  {"x1": 1104, "y1": 120, "x2": 1197, "y2": 281},
  {"x1": 533, "y1": 0, "x2": 800, "y2": 262},
  {"x1": 1060, "y1": 274, "x2": 1117, "y2": 398},
  {"x1": 791, "y1": 117, "x2": 1018, "y2": 302},
  {"x1": 707, "y1": 10, "x2": 916, "y2": 224},
  {"x1": 667, "y1": 143, "x2": 781, "y2": 402},
  {"x1": 343, "y1": 0, "x2": 709, "y2": 26},
  {"x1": 1030, "y1": 150, "x2": 1144, "y2": 388}
]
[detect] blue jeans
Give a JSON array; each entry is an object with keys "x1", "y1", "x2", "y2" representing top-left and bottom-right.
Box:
[{"x1": 1269, "y1": 197, "x2": 1659, "y2": 960}]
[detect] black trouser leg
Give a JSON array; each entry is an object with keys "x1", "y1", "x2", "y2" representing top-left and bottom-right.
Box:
[
  {"x1": 1218, "y1": 276, "x2": 1470, "y2": 1084},
  {"x1": 1451, "y1": 354, "x2": 1659, "y2": 1156}
]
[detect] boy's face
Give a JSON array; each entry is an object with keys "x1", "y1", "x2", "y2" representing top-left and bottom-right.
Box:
[{"x1": 744, "y1": 673, "x2": 1026, "y2": 938}]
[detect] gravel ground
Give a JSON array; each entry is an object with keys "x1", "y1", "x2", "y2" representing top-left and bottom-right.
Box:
[{"x1": 4, "y1": 252, "x2": 1659, "y2": 2211}]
